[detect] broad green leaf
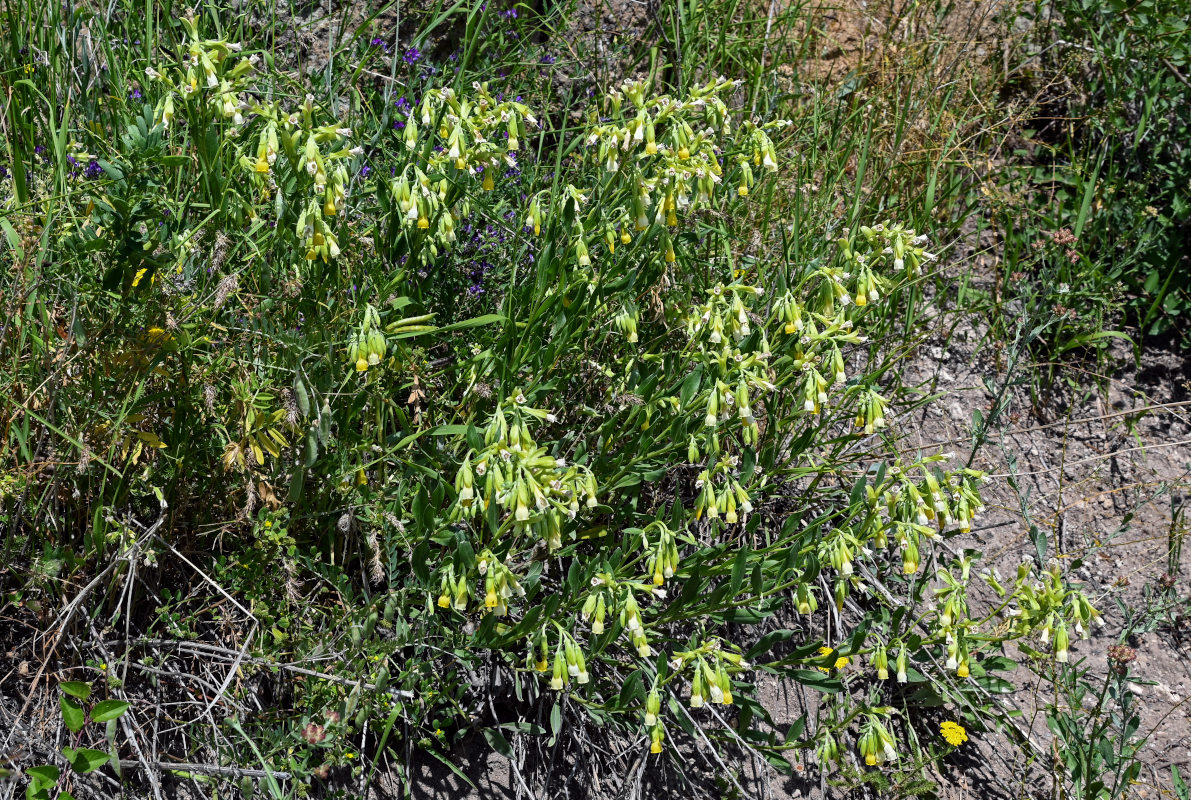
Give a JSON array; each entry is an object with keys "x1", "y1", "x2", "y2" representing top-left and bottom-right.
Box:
[
  {"x1": 26, "y1": 765, "x2": 59, "y2": 786},
  {"x1": 67, "y1": 748, "x2": 110, "y2": 774},
  {"x1": 60, "y1": 681, "x2": 92, "y2": 700},
  {"x1": 60, "y1": 696, "x2": 86, "y2": 733},
  {"x1": 91, "y1": 699, "x2": 131, "y2": 722}
]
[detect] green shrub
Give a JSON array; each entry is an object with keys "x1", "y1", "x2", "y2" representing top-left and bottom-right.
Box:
[{"x1": 0, "y1": 3, "x2": 1106, "y2": 794}]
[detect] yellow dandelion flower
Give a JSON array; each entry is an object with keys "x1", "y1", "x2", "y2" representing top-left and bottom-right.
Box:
[{"x1": 940, "y1": 721, "x2": 968, "y2": 746}]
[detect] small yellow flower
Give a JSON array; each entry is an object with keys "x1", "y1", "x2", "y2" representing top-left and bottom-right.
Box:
[
  {"x1": 816, "y1": 646, "x2": 850, "y2": 673},
  {"x1": 344, "y1": 752, "x2": 355, "y2": 759},
  {"x1": 264, "y1": 521, "x2": 272, "y2": 528},
  {"x1": 940, "y1": 721, "x2": 968, "y2": 746}
]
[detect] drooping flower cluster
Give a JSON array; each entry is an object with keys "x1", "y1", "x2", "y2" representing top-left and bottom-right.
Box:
[
  {"x1": 383, "y1": 84, "x2": 540, "y2": 262},
  {"x1": 685, "y1": 282, "x2": 772, "y2": 450},
  {"x1": 346, "y1": 305, "x2": 387, "y2": 372},
  {"x1": 987, "y1": 558, "x2": 1103, "y2": 663},
  {"x1": 518, "y1": 77, "x2": 791, "y2": 277},
  {"x1": 857, "y1": 714, "x2": 899, "y2": 766},
  {"x1": 578, "y1": 574, "x2": 657, "y2": 658},
  {"x1": 670, "y1": 639, "x2": 751, "y2": 708},
  {"x1": 587, "y1": 77, "x2": 786, "y2": 227},
  {"x1": 145, "y1": 15, "x2": 258, "y2": 129},
  {"x1": 533, "y1": 628, "x2": 589, "y2": 690},
  {"x1": 641, "y1": 521, "x2": 680, "y2": 586},
  {"x1": 144, "y1": 17, "x2": 364, "y2": 266},
  {"x1": 453, "y1": 395, "x2": 597, "y2": 551}
]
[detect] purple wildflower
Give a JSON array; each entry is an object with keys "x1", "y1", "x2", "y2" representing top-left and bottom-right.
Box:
[
  {"x1": 540, "y1": 53, "x2": 555, "y2": 65},
  {"x1": 403, "y1": 47, "x2": 421, "y2": 64},
  {"x1": 129, "y1": 87, "x2": 143, "y2": 100},
  {"x1": 360, "y1": 165, "x2": 372, "y2": 178}
]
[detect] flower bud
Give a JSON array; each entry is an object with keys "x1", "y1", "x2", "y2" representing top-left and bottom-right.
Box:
[
  {"x1": 550, "y1": 646, "x2": 566, "y2": 690},
  {"x1": 644, "y1": 688, "x2": 661, "y2": 727},
  {"x1": 689, "y1": 668, "x2": 705, "y2": 708},
  {"x1": 873, "y1": 646, "x2": 889, "y2": 681},
  {"x1": 1054, "y1": 621, "x2": 1070, "y2": 663}
]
